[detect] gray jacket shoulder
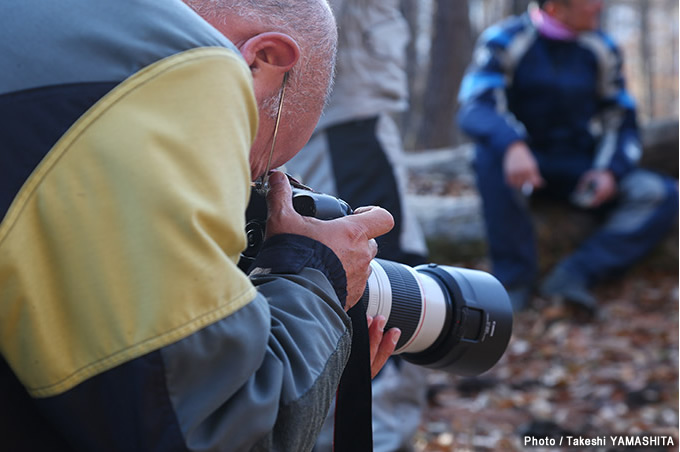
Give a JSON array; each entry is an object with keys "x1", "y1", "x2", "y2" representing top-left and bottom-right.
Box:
[
  {"x1": 0, "y1": 0, "x2": 239, "y2": 95},
  {"x1": 161, "y1": 268, "x2": 351, "y2": 451}
]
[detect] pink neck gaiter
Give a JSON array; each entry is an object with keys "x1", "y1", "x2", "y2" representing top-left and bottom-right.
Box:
[{"x1": 529, "y1": 6, "x2": 578, "y2": 41}]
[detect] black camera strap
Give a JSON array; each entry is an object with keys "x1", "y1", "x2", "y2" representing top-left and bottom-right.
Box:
[{"x1": 332, "y1": 302, "x2": 373, "y2": 451}]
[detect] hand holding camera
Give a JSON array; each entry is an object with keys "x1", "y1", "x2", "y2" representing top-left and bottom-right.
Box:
[
  {"x1": 263, "y1": 171, "x2": 394, "y2": 309},
  {"x1": 247, "y1": 171, "x2": 513, "y2": 376}
]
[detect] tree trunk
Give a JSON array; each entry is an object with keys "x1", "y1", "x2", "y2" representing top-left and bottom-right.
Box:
[
  {"x1": 416, "y1": 0, "x2": 473, "y2": 149},
  {"x1": 639, "y1": 0, "x2": 655, "y2": 118}
]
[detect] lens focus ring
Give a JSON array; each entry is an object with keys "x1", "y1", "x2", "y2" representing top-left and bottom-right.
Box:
[{"x1": 375, "y1": 259, "x2": 422, "y2": 350}]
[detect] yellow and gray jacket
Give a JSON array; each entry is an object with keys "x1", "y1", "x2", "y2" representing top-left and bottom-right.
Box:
[{"x1": 0, "y1": 1, "x2": 351, "y2": 451}]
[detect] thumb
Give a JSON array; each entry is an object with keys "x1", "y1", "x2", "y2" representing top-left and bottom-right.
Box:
[{"x1": 349, "y1": 206, "x2": 394, "y2": 239}]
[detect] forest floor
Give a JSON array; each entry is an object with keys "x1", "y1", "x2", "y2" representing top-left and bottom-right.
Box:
[
  {"x1": 405, "y1": 168, "x2": 678, "y2": 451},
  {"x1": 411, "y1": 231, "x2": 678, "y2": 452}
]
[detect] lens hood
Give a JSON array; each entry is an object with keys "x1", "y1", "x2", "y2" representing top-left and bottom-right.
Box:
[{"x1": 401, "y1": 264, "x2": 513, "y2": 376}]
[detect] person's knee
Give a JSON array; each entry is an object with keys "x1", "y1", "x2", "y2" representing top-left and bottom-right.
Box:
[
  {"x1": 618, "y1": 169, "x2": 671, "y2": 206},
  {"x1": 605, "y1": 169, "x2": 678, "y2": 234}
]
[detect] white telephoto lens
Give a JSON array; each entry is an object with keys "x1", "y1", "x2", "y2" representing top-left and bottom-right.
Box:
[{"x1": 363, "y1": 260, "x2": 447, "y2": 354}]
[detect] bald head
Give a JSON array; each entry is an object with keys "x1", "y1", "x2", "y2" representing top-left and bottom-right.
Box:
[
  {"x1": 185, "y1": 0, "x2": 337, "y2": 179},
  {"x1": 186, "y1": 0, "x2": 336, "y2": 111}
]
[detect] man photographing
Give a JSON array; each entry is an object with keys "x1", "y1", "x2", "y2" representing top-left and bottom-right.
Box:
[{"x1": 0, "y1": 0, "x2": 397, "y2": 450}]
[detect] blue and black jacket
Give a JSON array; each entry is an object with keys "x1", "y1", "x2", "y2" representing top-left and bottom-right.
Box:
[{"x1": 458, "y1": 12, "x2": 641, "y2": 181}]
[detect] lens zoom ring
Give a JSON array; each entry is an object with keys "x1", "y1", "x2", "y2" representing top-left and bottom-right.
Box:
[{"x1": 379, "y1": 260, "x2": 422, "y2": 350}]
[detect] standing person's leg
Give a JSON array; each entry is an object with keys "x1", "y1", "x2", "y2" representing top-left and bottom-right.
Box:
[
  {"x1": 287, "y1": 114, "x2": 428, "y2": 265},
  {"x1": 370, "y1": 359, "x2": 427, "y2": 452},
  {"x1": 326, "y1": 116, "x2": 407, "y2": 262},
  {"x1": 373, "y1": 113, "x2": 428, "y2": 265},
  {"x1": 327, "y1": 115, "x2": 429, "y2": 451},
  {"x1": 474, "y1": 147, "x2": 538, "y2": 310},
  {"x1": 289, "y1": 117, "x2": 406, "y2": 259}
]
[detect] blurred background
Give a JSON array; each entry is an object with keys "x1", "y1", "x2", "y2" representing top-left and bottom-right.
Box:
[
  {"x1": 400, "y1": 0, "x2": 678, "y2": 150},
  {"x1": 392, "y1": 1, "x2": 679, "y2": 450}
]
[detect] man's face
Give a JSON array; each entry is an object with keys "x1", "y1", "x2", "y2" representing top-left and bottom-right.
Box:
[
  {"x1": 248, "y1": 73, "x2": 328, "y2": 181},
  {"x1": 197, "y1": 0, "x2": 337, "y2": 181},
  {"x1": 553, "y1": 0, "x2": 603, "y2": 32}
]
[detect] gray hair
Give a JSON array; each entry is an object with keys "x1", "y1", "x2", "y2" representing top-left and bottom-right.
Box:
[{"x1": 185, "y1": 0, "x2": 337, "y2": 118}]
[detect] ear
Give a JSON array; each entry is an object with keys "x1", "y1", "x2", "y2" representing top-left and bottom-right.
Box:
[{"x1": 239, "y1": 32, "x2": 300, "y2": 77}]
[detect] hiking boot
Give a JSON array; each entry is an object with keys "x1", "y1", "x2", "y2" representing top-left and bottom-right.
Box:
[{"x1": 540, "y1": 265, "x2": 597, "y2": 314}]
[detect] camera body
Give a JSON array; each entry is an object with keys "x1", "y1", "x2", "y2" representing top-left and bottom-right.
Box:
[
  {"x1": 241, "y1": 185, "x2": 513, "y2": 376},
  {"x1": 240, "y1": 188, "x2": 353, "y2": 271}
]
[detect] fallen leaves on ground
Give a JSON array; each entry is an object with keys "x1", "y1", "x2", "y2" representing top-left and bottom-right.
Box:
[{"x1": 413, "y1": 267, "x2": 678, "y2": 452}]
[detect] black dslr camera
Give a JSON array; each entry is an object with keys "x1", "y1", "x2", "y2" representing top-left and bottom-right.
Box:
[{"x1": 241, "y1": 183, "x2": 513, "y2": 376}]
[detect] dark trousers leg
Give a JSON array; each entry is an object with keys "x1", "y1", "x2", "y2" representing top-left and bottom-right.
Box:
[
  {"x1": 473, "y1": 149, "x2": 538, "y2": 288},
  {"x1": 326, "y1": 117, "x2": 410, "y2": 264}
]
